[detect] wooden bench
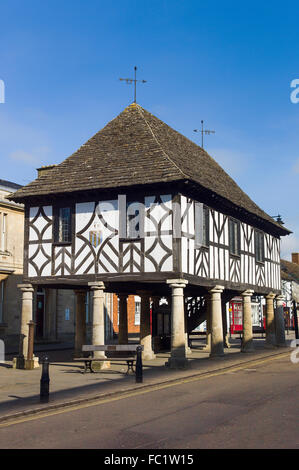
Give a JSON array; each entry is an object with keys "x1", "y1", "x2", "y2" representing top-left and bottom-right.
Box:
[{"x1": 74, "y1": 344, "x2": 144, "y2": 375}]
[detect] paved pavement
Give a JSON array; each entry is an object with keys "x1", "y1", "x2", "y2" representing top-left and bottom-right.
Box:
[{"x1": 0, "y1": 332, "x2": 296, "y2": 422}]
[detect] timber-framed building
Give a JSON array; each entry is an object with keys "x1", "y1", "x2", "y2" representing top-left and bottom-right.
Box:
[{"x1": 8, "y1": 103, "x2": 291, "y2": 368}]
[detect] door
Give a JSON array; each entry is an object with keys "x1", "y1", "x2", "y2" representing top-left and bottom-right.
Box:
[
  {"x1": 230, "y1": 301, "x2": 243, "y2": 333},
  {"x1": 36, "y1": 292, "x2": 45, "y2": 338}
]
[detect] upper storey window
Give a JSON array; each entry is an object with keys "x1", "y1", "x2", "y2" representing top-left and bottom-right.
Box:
[
  {"x1": 195, "y1": 203, "x2": 209, "y2": 248},
  {"x1": 255, "y1": 230, "x2": 265, "y2": 263},
  {"x1": 229, "y1": 218, "x2": 240, "y2": 256},
  {"x1": 54, "y1": 207, "x2": 72, "y2": 243}
]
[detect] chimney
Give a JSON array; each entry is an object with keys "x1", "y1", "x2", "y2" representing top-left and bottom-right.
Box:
[
  {"x1": 292, "y1": 253, "x2": 299, "y2": 265},
  {"x1": 37, "y1": 165, "x2": 57, "y2": 178}
]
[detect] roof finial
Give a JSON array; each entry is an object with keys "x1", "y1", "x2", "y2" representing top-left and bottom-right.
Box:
[{"x1": 119, "y1": 66, "x2": 147, "y2": 103}]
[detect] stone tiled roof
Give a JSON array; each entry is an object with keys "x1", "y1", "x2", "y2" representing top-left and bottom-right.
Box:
[
  {"x1": 8, "y1": 103, "x2": 289, "y2": 234},
  {"x1": 281, "y1": 259, "x2": 299, "y2": 283}
]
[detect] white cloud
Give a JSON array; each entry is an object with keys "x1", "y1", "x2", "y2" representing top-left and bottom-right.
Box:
[
  {"x1": 9, "y1": 146, "x2": 50, "y2": 166},
  {"x1": 10, "y1": 150, "x2": 39, "y2": 165}
]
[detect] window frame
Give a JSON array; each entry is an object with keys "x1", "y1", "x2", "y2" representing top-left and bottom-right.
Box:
[
  {"x1": 194, "y1": 203, "x2": 210, "y2": 249},
  {"x1": 228, "y1": 217, "x2": 241, "y2": 257},
  {"x1": 53, "y1": 204, "x2": 73, "y2": 245},
  {"x1": 134, "y1": 296, "x2": 141, "y2": 326},
  {"x1": 254, "y1": 229, "x2": 265, "y2": 264}
]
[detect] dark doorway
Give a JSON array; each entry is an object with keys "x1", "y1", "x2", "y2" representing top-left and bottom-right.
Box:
[{"x1": 36, "y1": 289, "x2": 45, "y2": 338}]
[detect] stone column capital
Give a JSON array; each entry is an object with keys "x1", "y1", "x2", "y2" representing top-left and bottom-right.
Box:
[
  {"x1": 166, "y1": 279, "x2": 188, "y2": 288},
  {"x1": 266, "y1": 292, "x2": 276, "y2": 300},
  {"x1": 88, "y1": 281, "x2": 105, "y2": 291},
  {"x1": 276, "y1": 294, "x2": 285, "y2": 302},
  {"x1": 241, "y1": 289, "x2": 254, "y2": 297},
  {"x1": 209, "y1": 285, "x2": 225, "y2": 295},
  {"x1": 18, "y1": 284, "x2": 34, "y2": 293}
]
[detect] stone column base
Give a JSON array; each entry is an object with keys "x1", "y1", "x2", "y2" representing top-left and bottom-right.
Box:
[
  {"x1": 265, "y1": 334, "x2": 277, "y2": 349},
  {"x1": 13, "y1": 355, "x2": 39, "y2": 369},
  {"x1": 92, "y1": 360, "x2": 111, "y2": 371},
  {"x1": 276, "y1": 342, "x2": 287, "y2": 348},
  {"x1": 209, "y1": 351, "x2": 225, "y2": 359},
  {"x1": 165, "y1": 357, "x2": 189, "y2": 369},
  {"x1": 143, "y1": 352, "x2": 156, "y2": 361},
  {"x1": 264, "y1": 342, "x2": 278, "y2": 349},
  {"x1": 241, "y1": 346, "x2": 255, "y2": 353}
]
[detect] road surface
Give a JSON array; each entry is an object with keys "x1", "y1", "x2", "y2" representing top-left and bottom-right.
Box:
[{"x1": 0, "y1": 353, "x2": 298, "y2": 449}]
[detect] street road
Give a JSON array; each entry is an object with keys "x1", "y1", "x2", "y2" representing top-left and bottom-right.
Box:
[{"x1": 0, "y1": 354, "x2": 298, "y2": 449}]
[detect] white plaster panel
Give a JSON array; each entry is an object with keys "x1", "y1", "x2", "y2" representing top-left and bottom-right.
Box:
[
  {"x1": 76, "y1": 202, "x2": 96, "y2": 232},
  {"x1": 29, "y1": 226, "x2": 38, "y2": 241}
]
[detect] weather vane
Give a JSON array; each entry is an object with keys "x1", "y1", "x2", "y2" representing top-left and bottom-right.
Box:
[
  {"x1": 271, "y1": 214, "x2": 284, "y2": 225},
  {"x1": 119, "y1": 66, "x2": 147, "y2": 103},
  {"x1": 193, "y1": 120, "x2": 215, "y2": 149}
]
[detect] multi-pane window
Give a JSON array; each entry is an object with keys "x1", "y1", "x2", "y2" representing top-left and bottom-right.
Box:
[
  {"x1": 0, "y1": 213, "x2": 7, "y2": 252},
  {"x1": 255, "y1": 230, "x2": 264, "y2": 263},
  {"x1": 55, "y1": 207, "x2": 72, "y2": 243},
  {"x1": 229, "y1": 218, "x2": 240, "y2": 256},
  {"x1": 134, "y1": 296, "x2": 141, "y2": 325},
  {"x1": 195, "y1": 203, "x2": 209, "y2": 248}
]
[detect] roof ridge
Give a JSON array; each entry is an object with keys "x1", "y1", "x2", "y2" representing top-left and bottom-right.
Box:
[{"x1": 135, "y1": 105, "x2": 187, "y2": 179}]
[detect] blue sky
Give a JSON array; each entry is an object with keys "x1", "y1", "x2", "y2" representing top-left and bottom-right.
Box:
[{"x1": 0, "y1": 0, "x2": 298, "y2": 259}]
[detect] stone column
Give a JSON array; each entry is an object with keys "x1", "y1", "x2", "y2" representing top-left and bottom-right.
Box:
[
  {"x1": 241, "y1": 289, "x2": 255, "y2": 352},
  {"x1": 202, "y1": 295, "x2": 211, "y2": 352},
  {"x1": 165, "y1": 279, "x2": 188, "y2": 369},
  {"x1": 118, "y1": 294, "x2": 128, "y2": 344},
  {"x1": 265, "y1": 292, "x2": 277, "y2": 348},
  {"x1": 222, "y1": 299, "x2": 231, "y2": 349},
  {"x1": 184, "y1": 302, "x2": 192, "y2": 356},
  {"x1": 13, "y1": 284, "x2": 39, "y2": 369},
  {"x1": 209, "y1": 286, "x2": 225, "y2": 358},
  {"x1": 275, "y1": 295, "x2": 286, "y2": 347},
  {"x1": 74, "y1": 290, "x2": 86, "y2": 356},
  {"x1": 139, "y1": 292, "x2": 156, "y2": 360},
  {"x1": 88, "y1": 282, "x2": 110, "y2": 368}
]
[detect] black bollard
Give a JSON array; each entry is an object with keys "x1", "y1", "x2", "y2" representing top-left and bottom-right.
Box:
[
  {"x1": 135, "y1": 345, "x2": 143, "y2": 383},
  {"x1": 40, "y1": 356, "x2": 50, "y2": 403},
  {"x1": 293, "y1": 301, "x2": 299, "y2": 340}
]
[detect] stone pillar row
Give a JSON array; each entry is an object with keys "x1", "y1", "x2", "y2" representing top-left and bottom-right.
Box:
[{"x1": 14, "y1": 281, "x2": 287, "y2": 372}]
